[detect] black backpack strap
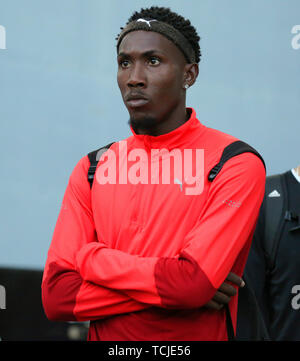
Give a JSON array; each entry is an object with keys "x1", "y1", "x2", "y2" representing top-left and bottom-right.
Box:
[
  {"x1": 208, "y1": 140, "x2": 266, "y2": 341},
  {"x1": 263, "y1": 173, "x2": 287, "y2": 271},
  {"x1": 208, "y1": 140, "x2": 266, "y2": 182},
  {"x1": 87, "y1": 142, "x2": 115, "y2": 188},
  {"x1": 235, "y1": 272, "x2": 270, "y2": 341},
  {"x1": 225, "y1": 304, "x2": 235, "y2": 341}
]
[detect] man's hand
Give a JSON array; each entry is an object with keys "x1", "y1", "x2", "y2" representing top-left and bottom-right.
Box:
[{"x1": 205, "y1": 272, "x2": 245, "y2": 311}]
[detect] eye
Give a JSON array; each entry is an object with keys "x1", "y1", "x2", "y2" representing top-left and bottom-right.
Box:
[
  {"x1": 119, "y1": 59, "x2": 130, "y2": 68},
  {"x1": 148, "y1": 57, "x2": 160, "y2": 66}
]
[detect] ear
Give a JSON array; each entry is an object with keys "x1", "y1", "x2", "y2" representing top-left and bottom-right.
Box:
[{"x1": 183, "y1": 63, "x2": 199, "y2": 89}]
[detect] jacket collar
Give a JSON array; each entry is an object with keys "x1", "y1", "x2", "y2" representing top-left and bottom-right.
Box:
[{"x1": 130, "y1": 108, "x2": 204, "y2": 150}]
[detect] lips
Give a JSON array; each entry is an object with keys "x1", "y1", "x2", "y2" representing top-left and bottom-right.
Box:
[
  {"x1": 125, "y1": 93, "x2": 149, "y2": 108},
  {"x1": 127, "y1": 99, "x2": 149, "y2": 107}
]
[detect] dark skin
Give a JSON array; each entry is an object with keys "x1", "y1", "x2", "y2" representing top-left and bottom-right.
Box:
[
  {"x1": 117, "y1": 30, "x2": 198, "y2": 135},
  {"x1": 206, "y1": 272, "x2": 245, "y2": 310},
  {"x1": 117, "y1": 30, "x2": 244, "y2": 310}
]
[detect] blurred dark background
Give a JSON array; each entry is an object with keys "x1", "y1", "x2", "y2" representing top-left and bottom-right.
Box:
[{"x1": 0, "y1": 267, "x2": 88, "y2": 341}]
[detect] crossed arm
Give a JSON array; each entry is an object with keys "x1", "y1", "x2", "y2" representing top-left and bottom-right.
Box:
[
  {"x1": 42, "y1": 153, "x2": 265, "y2": 322},
  {"x1": 42, "y1": 156, "x2": 150, "y2": 322}
]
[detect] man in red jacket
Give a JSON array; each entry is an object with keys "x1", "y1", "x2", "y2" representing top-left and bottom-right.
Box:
[{"x1": 42, "y1": 6, "x2": 265, "y2": 341}]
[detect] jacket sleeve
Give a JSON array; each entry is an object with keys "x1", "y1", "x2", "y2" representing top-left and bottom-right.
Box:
[
  {"x1": 75, "y1": 153, "x2": 266, "y2": 309},
  {"x1": 41, "y1": 155, "x2": 149, "y2": 322}
]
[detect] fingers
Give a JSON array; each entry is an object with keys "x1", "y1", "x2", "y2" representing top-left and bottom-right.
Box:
[
  {"x1": 225, "y1": 272, "x2": 245, "y2": 288},
  {"x1": 212, "y1": 291, "x2": 231, "y2": 305},
  {"x1": 218, "y1": 282, "x2": 237, "y2": 297},
  {"x1": 205, "y1": 272, "x2": 245, "y2": 311},
  {"x1": 205, "y1": 287, "x2": 235, "y2": 310},
  {"x1": 204, "y1": 299, "x2": 224, "y2": 311}
]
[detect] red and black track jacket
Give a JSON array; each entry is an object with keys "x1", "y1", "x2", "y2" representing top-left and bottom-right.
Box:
[{"x1": 42, "y1": 108, "x2": 266, "y2": 340}]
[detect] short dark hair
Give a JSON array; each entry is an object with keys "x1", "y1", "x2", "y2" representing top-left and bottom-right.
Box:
[{"x1": 117, "y1": 6, "x2": 201, "y2": 63}]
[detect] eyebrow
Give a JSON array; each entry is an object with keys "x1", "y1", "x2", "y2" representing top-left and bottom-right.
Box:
[{"x1": 117, "y1": 50, "x2": 166, "y2": 58}]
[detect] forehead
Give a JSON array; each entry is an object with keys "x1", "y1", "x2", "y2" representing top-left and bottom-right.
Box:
[{"x1": 118, "y1": 30, "x2": 185, "y2": 61}]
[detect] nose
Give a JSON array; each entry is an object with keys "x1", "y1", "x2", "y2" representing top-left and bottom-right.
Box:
[{"x1": 127, "y1": 62, "x2": 146, "y2": 88}]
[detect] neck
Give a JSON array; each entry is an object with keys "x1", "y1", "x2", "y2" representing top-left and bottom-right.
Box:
[{"x1": 294, "y1": 165, "x2": 300, "y2": 177}]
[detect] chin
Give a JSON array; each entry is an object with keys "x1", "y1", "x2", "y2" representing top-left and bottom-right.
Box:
[{"x1": 128, "y1": 113, "x2": 157, "y2": 131}]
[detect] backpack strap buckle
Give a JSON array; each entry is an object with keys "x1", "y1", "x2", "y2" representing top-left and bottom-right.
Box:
[
  {"x1": 208, "y1": 163, "x2": 223, "y2": 182},
  {"x1": 87, "y1": 164, "x2": 98, "y2": 183}
]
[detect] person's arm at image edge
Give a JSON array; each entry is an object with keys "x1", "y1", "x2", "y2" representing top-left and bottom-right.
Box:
[{"x1": 75, "y1": 153, "x2": 266, "y2": 309}]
